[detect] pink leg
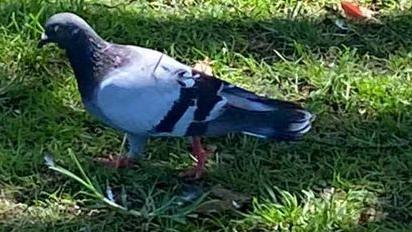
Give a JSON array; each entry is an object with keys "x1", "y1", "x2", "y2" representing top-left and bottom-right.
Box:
[{"x1": 179, "y1": 137, "x2": 211, "y2": 179}]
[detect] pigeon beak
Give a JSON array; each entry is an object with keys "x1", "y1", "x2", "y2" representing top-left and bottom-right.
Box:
[{"x1": 38, "y1": 32, "x2": 50, "y2": 48}]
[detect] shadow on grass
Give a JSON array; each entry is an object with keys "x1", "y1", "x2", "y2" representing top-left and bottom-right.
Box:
[
  {"x1": 0, "y1": 0, "x2": 411, "y2": 230},
  {"x1": 0, "y1": 0, "x2": 411, "y2": 60}
]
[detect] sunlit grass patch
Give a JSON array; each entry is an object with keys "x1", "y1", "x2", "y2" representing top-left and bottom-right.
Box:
[
  {"x1": 239, "y1": 187, "x2": 383, "y2": 231},
  {"x1": 0, "y1": 0, "x2": 411, "y2": 231}
]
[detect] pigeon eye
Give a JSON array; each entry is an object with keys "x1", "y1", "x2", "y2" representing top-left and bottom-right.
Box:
[{"x1": 53, "y1": 25, "x2": 60, "y2": 32}]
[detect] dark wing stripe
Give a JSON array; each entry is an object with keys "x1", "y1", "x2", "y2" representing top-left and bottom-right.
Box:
[
  {"x1": 153, "y1": 88, "x2": 195, "y2": 133},
  {"x1": 194, "y1": 95, "x2": 223, "y2": 121},
  {"x1": 154, "y1": 70, "x2": 227, "y2": 135},
  {"x1": 191, "y1": 70, "x2": 224, "y2": 121},
  {"x1": 185, "y1": 122, "x2": 208, "y2": 136}
]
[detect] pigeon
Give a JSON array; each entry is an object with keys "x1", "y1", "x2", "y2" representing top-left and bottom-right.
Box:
[{"x1": 39, "y1": 13, "x2": 314, "y2": 179}]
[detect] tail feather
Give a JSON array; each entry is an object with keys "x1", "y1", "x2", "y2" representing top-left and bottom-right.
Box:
[
  {"x1": 205, "y1": 101, "x2": 314, "y2": 140},
  {"x1": 203, "y1": 84, "x2": 314, "y2": 139},
  {"x1": 241, "y1": 107, "x2": 314, "y2": 140}
]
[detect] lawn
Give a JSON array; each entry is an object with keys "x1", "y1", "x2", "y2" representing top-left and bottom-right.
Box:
[{"x1": 0, "y1": 0, "x2": 411, "y2": 231}]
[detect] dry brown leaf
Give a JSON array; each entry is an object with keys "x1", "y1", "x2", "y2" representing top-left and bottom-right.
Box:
[
  {"x1": 195, "y1": 200, "x2": 233, "y2": 214},
  {"x1": 340, "y1": 1, "x2": 380, "y2": 23},
  {"x1": 358, "y1": 207, "x2": 387, "y2": 224},
  {"x1": 193, "y1": 58, "x2": 213, "y2": 76},
  {"x1": 193, "y1": 185, "x2": 251, "y2": 214},
  {"x1": 210, "y1": 185, "x2": 250, "y2": 205}
]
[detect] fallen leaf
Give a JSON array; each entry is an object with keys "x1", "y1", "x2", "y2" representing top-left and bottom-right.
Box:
[
  {"x1": 177, "y1": 184, "x2": 252, "y2": 214},
  {"x1": 194, "y1": 199, "x2": 234, "y2": 214},
  {"x1": 193, "y1": 58, "x2": 213, "y2": 76},
  {"x1": 340, "y1": 1, "x2": 380, "y2": 23},
  {"x1": 210, "y1": 185, "x2": 250, "y2": 205},
  {"x1": 190, "y1": 185, "x2": 252, "y2": 214},
  {"x1": 358, "y1": 207, "x2": 387, "y2": 224},
  {"x1": 210, "y1": 185, "x2": 251, "y2": 210},
  {"x1": 341, "y1": 1, "x2": 365, "y2": 19}
]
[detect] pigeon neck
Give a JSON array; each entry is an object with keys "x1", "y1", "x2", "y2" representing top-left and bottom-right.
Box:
[{"x1": 66, "y1": 33, "x2": 109, "y2": 101}]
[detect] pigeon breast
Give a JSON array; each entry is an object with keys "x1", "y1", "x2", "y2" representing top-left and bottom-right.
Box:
[{"x1": 95, "y1": 46, "x2": 197, "y2": 135}]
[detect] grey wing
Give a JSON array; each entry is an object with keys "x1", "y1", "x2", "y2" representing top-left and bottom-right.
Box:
[{"x1": 97, "y1": 45, "x2": 313, "y2": 139}]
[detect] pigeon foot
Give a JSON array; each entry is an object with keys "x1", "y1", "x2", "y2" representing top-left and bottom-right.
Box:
[{"x1": 179, "y1": 137, "x2": 213, "y2": 180}]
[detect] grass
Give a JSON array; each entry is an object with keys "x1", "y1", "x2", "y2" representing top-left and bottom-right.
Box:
[{"x1": 0, "y1": 0, "x2": 411, "y2": 231}]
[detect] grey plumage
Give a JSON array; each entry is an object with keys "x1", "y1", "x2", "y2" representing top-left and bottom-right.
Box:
[{"x1": 39, "y1": 12, "x2": 314, "y2": 160}]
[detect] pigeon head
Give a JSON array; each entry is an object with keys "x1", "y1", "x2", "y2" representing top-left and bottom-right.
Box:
[{"x1": 38, "y1": 12, "x2": 102, "y2": 49}]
